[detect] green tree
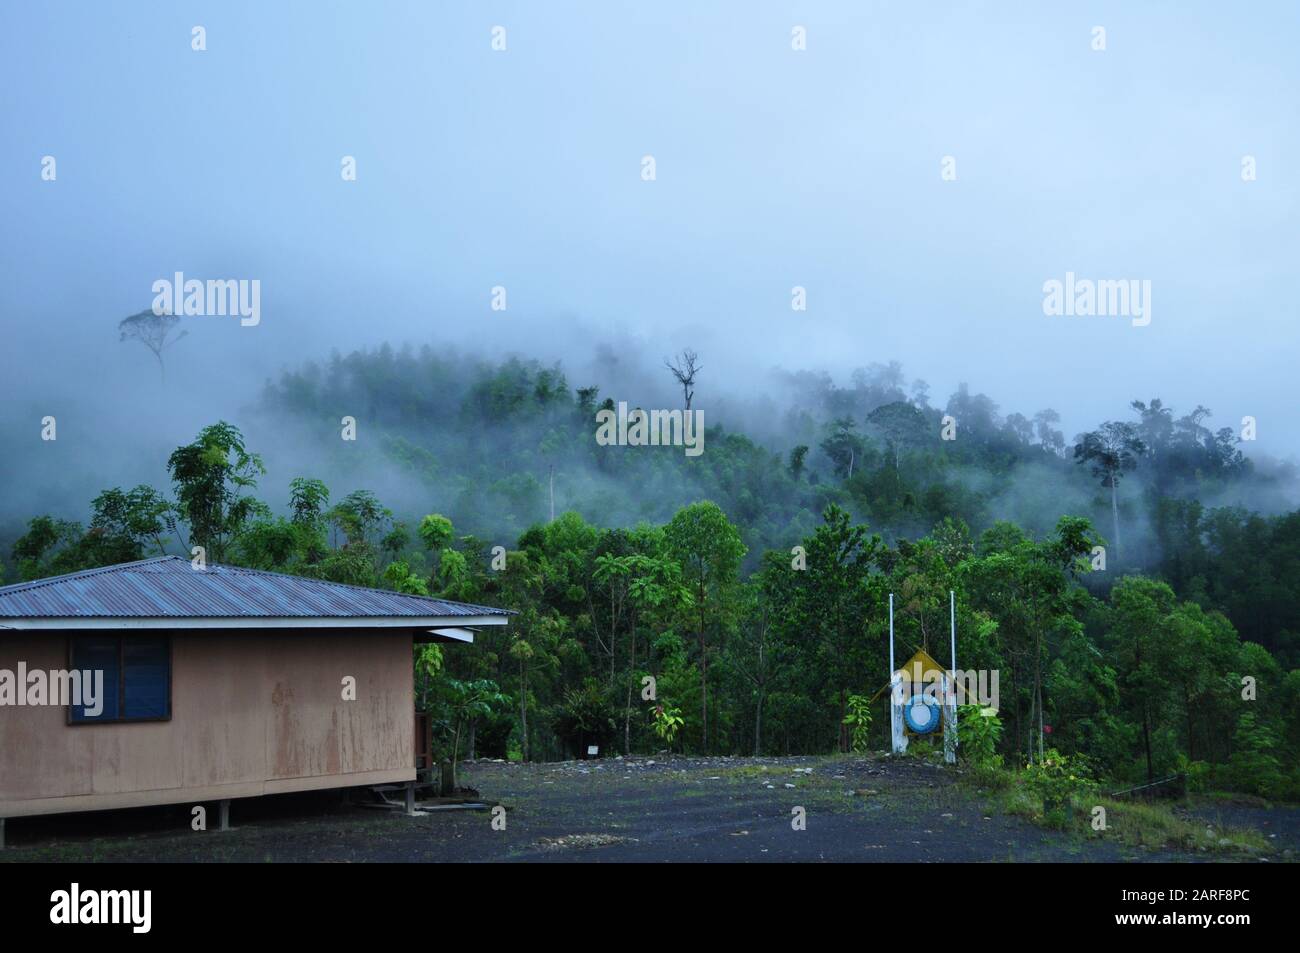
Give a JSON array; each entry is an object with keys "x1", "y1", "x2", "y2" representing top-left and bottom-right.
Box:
[
  {"x1": 819, "y1": 417, "x2": 867, "y2": 479},
  {"x1": 1074, "y1": 422, "x2": 1144, "y2": 562},
  {"x1": 788, "y1": 445, "x2": 809, "y2": 481},
  {"x1": 435, "y1": 678, "x2": 509, "y2": 790},
  {"x1": 1108, "y1": 576, "x2": 1177, "y2": 781},
  {"x1": 790, "y1": 504, "x2": 880, "y2": 750},
  {"x1": 664, "y1": 501, "x2": 746, "y2": 753},
  {"x1": 866, "y1": 400, "x2": 929, "y2": 469},
  {"x1": 167, "y1": 422, "x2": 267, "y2": 562},
  {"x1": 729, "y1": 563, "x2": 790, "y2": 755}
]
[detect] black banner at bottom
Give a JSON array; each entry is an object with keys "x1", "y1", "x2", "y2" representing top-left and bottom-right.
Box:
[{"x1": 0, "y1": 860, "x2": 1280, "y2": 940}]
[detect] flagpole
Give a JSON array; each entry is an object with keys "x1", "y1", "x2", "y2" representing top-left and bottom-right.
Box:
[
  {"x1": 889, "y1": 592, "x2": 897, "y2": 751},
  {"x1": 949, "y1": 589, "x2": 957, "y2": 677},
  {"x1": 950, "y1": 588, "x2": 959, "y2": 733}
]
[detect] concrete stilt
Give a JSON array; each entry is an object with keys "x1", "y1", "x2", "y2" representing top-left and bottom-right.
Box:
[
  {"x1": 405, "y1": 781, "x2": 418, "y2": 816},
  {"x1": 1, "y1": 817, "x2": 6, "y2": 850},
  {"x1": 218, "y1": 798, "x2": 231, "y2": 832}
]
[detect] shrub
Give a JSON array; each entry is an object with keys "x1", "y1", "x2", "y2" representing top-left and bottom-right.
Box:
[
  {"x1": 908, "y1": 737, "x2": 938, "y2": 758},
  {"x1": 957, "y1": 704, "x2": 1002, "y2": 765},
  {"x1": 966, "y1": 754, "x2": 1011, "y2": 791},
  {"x1": 1224, "y1": 713, "x2": 1284, "y2": 799},
  {"x1": 1020, "y1": 749, "x2": 1098, "y2": 824},
  {"x1": 1175, "y1": 754, "x2": 1210, "y2": 794},
  {"x1": 650, "y1": 703, "x2": 685, "y2": 750},
  {"x1": 843, "y1": 694, "x2": 873, "y2": 753}
]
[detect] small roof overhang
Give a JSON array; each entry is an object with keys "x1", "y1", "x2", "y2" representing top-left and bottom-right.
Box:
[{"x1": 418, "y1": 627, "x2": 478, "y2": 645}]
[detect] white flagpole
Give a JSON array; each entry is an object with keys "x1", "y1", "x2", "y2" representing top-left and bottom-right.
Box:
[
  {"x1": 945, "y1": 589, "x2": 959, "y2": 763},
  {"x1": 949, "y1": 589, "x2": 957, "y2": 680},
  {"x1": 889, "y1": 592, "x2": 899, "y2": 753},
  {"x1": 889, "y1": 592, "x2": 896, "y2": 680}
]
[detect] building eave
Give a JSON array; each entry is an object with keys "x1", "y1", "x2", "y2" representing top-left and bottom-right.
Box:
[{"x1": 0, "y1": 615, "x2": 509, "y2": 632}]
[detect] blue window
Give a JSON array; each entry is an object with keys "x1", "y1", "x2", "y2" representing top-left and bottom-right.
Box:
[{"x1": 70, "y1": 635, "x2": 171, "y2": 723}]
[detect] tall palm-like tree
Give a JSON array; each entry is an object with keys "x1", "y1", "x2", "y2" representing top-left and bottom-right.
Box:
[
  {"x1": 119, "y1": 309, "x2": 188, "y2": 382},
  {"x1": 1074, "y1": 422, "x2": 1145, "y2": 561}
]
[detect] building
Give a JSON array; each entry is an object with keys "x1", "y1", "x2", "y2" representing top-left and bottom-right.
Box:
[{"x1": 0, "y1": 556, "x2": 511, "y2": 844}]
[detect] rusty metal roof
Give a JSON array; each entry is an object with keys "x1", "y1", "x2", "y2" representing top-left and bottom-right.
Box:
[{"x1": 0, "y1": 556, "x2": 513, "y2": 622}]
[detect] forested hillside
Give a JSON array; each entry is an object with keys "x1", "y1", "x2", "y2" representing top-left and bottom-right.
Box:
[{"x1": 7, "y1": 344, "x2": 1299, "y2": 799}]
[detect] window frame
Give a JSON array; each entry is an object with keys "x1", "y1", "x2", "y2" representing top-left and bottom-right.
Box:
[{"x1": 65, "y1": 633, "x2": 174, "y2": 725}]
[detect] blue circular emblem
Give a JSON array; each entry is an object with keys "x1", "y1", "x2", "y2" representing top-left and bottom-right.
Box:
[{"x1": 903, "y1": 694, "x2": 940, "y2": 734}]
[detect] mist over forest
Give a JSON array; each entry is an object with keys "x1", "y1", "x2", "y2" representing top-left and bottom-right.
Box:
[{"x1": 5, "y1": 331, "x2": 1296, "y2": 577}]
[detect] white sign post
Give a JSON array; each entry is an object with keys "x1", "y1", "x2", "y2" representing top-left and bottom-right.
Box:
[
  {"x1": 889, "y1": 593, "x2": 906, "y2": 755},
  {"x1": 943, "y1": 590, "x2": 958, "y2": 764}
]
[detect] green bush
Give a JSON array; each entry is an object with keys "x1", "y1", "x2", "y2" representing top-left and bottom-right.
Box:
[
  {"x1": 907, "y1": 737, "x2": 938, "y2": 759},
  {"x1": 1224, "y1": 713, "x2": 1285, "y2": 799},
  {"x1": 966, "y1": 754, "x2": 1011, "y2": 791},
  {"x1": 1175, "y1": 754, "x2": 1210, "y2": 794},
  {"x1": 1020, "y1": 749, "x2": 1098, "y2": 824},
  {"x1": 842, "y1": 694, "x2": 873, "y2": 753},
  {"x1": 957, "y1": 704, "x2": 1002, "y2": 765}
]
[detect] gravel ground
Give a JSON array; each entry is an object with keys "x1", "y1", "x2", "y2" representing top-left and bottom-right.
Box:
[{"x1": 1, "y1": 754, "x2": 1289, "y2": 862}]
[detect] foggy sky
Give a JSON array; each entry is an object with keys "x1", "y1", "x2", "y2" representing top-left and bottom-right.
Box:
[{"x1": 2, "y1": 1, "x2": 1297, "y2": 520}]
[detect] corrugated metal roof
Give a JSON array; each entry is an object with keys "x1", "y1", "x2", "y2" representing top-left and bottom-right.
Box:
[{"x1": 0, "y1": 556, "x2": 513, "y2": 620}]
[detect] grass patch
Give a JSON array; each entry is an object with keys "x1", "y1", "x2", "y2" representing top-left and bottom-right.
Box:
[
  {"x1": 959, "y1": 760, "x2": 1014, "y2": 793},
  {"x1": 1002, "y1": 785, "x2": 1040, "y2": 819},
  {"x1": 965, "y1": 758, "x2": 1274, "y2": 856},
  {"x1": 1191, "y1": 791, "x2": 1273, "y2": 809},
  {"x1": 1089, "y1": 797, "x2": 1269, "y2": 854},
  {"x1": 1000, "y1": 788, "x2": 1270, "y2": 855}
]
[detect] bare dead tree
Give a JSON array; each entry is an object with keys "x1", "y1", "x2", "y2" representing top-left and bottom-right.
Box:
[
  {"x1": 119, "y1": 309, "x2": 188, "y2": 383},
  {"x1": 664, "y1": 349, "x2": 701, "y2": 410}
]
